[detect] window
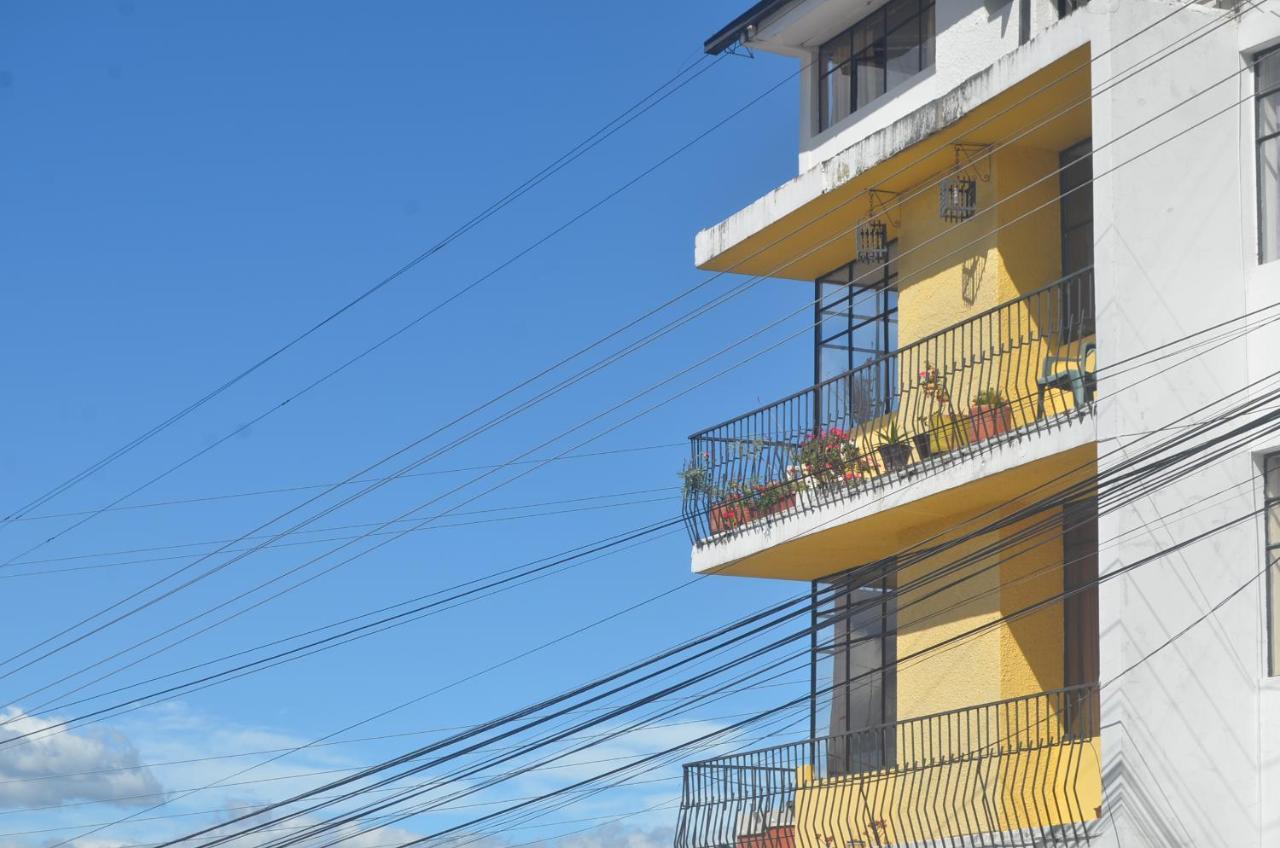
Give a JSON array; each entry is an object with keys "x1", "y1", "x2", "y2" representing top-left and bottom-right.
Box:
[
  {"x1": 1058, "y1": 0, "x2": 1090, "y2": 16},
  {"x1": 815, "y1": 561, "x2": 896, "y2": 774},
  {"x1": 1063, "y1": 497, "x2": 1099, "y2": 737},
  {"x1": 1059, "y1": 139, "x2": 1095, "y2": 340},
  {"x1": 1256, "y1": 48, "x2": 1280, "y2": 263},
  {"x1": 815, "y1": 245, "x2": 899, "y2": 424},
  {"x1": 1063, "y1": 498, "x2": 1099, "y2": 689},
  {"x1": 817, "y1": 0, "x2": 935, "y2": 132},
  {"x1": 1266, "y1": 454, "x2": 1280, "y2": 675}
]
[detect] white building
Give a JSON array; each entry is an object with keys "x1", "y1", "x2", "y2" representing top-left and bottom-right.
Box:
[{"x1": 673, "y1": 1, "x2": 1280, "y2": 845}]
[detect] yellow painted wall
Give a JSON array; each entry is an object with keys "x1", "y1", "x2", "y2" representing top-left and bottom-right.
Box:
[
  {"x1": 894, "y1": 161, "x2": 1003, "y2": 345},
  {"x1": 792, "y1": 736, "x2": 1101, "y2": 847},
  {"x1": 891, "y1": 504, "x2": 1067, "y2": 721},
  {"x1": 807, "y1": 141, "x2": 1092, "y2": 490},
  {"x1": 995, "y1": 145, "x2": 1064, "y2": 299},
  {"x1": 893, "y1": 143, "x2": 1062, "y2": 347}
]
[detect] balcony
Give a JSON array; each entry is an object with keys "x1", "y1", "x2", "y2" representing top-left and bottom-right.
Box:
[
  {"x1": 675, "y1": 685, "x2": 1101, "y2": 848},
  {"x1": 682, "y1": 269, "x2": 1096, "y2": 547}
]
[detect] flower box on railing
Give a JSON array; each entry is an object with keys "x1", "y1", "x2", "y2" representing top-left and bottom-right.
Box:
[{"x1": 708, "y1": 493, "x2": 798, "y2": 534}]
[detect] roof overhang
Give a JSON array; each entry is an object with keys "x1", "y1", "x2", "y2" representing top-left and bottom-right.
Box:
[
  {"x1": 695, "y1": 32, "x2": 1093, "y2": 280},
  {"x1": 704, "y1": 0, "x2": 796, "y2": 55},
  {"x1": 705, "y1": 0, "x2": 903, "y2": 57}
]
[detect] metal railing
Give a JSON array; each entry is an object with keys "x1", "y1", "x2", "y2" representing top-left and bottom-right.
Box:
[
  {"x1": 675, "y1": 684, "x2": 1101, "y2": 848},
  {"x1": 683, "y1": 268, "x2": 1095, "y2": 543}
]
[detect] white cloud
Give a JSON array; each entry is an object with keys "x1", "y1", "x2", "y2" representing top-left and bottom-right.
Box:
[
  {"x1": 0, "y1": 708, "x2": 164, "y2": 810},
  {"x1": 542, "y1": 822, "x2": 674, "y2": 848},
  {"x1": 128, "y1": 801, "x2": 425, "y2": 848}
]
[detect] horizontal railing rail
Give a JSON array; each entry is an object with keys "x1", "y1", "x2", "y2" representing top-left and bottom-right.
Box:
[
  {"x1": 683, "y1": 268, "x2": 1096, "y2": 543},
  {"x1": 675, "y1": 684, "x2": 1101, "y2": 848}
]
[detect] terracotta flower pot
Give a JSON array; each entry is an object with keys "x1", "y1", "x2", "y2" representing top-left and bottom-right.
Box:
[
  {"x1": 764, "y1": 493, "x2": 797, "y2": 516},
  {"x1": 708, "y1": 493, "x2": 797, "y2": 533},
  {"x1": 969, "y1": 403, "x2": 1013, "y2": 442},
  {"x1": 709, "y1": 502, "x2": 747, "y2": 534}
]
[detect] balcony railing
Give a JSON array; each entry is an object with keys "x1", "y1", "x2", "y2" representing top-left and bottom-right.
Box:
[
  {"x1": 683, "y1": 268, "x2": 1095, "y2": 543},
  {"x1": 675, "y1": 684, "x2": 1101, "y2": 848}
]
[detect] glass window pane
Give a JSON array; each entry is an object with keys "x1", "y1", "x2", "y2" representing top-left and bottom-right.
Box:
[
  {"x1": 1266, "y1": 454, "x2": 1280, "y2": 676},
  {"x1": 1259, "y1": 90, "x2": 1280, "y2": 140},
  {"x1": 849, "y1": 283, "x2": 882, "y2": 314},
  {"x1": 821, "y1": 308, "x2": 850, "y2": 342},
  {"x1": 819, "y1": 264, "x2": 853, "y2": 285},
  {"x1": 1260, "y1": 137, "x2": 1280, "y2": 262},
  {"x1": 821, "y1": 33, "x2": 852, "y2": 76},
  {"x1": 922, "y1": 2, "x2": 935, "y2": 68},
  {"x1": 1270, "y1": 548, "x2": 1280, "y2": 677},
  {"x1": 886, "y1": 33, "x2": 921, "y2": 90},
  {"x1": 820, "y1": 62, "x2": 853, "y2": 131},
  {"x1": 1259, "y1": 49, "x2": 1280, "y2": 94},
  {"x1": 852, "y1": 11, "x2": 885, "y2": 54},
  {"x1": 1062, "y1": 228, "x2": 1093, "y2": 278},
  {"x1": 855, "y1": 47, "x2": 885, "y2": 110},
  {"x1": 885, "y1": 0, "x2": 922, "y2": 89},
  {"x1": 820, "y1": 344, "x2": 850, "y2": 382}
]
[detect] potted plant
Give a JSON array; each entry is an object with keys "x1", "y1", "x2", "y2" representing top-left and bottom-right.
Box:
[
  {"x1": 707, "y1": 478, "x2": 798, "y2": 533},
  {"x1": 877, "y1": 420, "x2": 912, "y2": 471},
  {"x1": 917, "y1": 363, "x2": 969, "y2": 455},
  {"x1": 678, "y1": 462, "x2": 711, "y2": 502},
  {"x1": 796, "y1": 427, "x2": 875, "y2": 489},
  {"x1": 912, "y1": 426, "x2": 933, "y2": 461},
  {"x1": 969, "y1": 387, "x2": 1013, "y2": 442}
]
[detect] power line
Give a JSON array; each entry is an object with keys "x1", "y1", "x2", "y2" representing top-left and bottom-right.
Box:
[
  {"x1": 0, "y1": 53, "x2": 723, "y2": 528},
  {"x1": 152, "y1": 371, "x2": 1280, "y2": 848},
  {"x1": 0, "y1": 0, "x2": 1233, "y2": 696},
  {"x1": 6, "y1": 444, "x2": 684, "y2": 525}
]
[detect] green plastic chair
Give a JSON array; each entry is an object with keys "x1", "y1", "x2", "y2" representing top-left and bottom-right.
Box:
[{"x1": 1036, "y1": 341, "x2": 1097, "y2": 417}]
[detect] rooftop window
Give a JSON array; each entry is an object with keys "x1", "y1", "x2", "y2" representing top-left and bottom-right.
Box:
[{"x1": 817, "y1": 0, "x2": 935, "y2": 132}]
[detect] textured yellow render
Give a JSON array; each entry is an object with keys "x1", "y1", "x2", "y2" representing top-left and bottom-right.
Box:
[{"x1": 791, "y1": 734, "x2": 1101, "y2": 847}]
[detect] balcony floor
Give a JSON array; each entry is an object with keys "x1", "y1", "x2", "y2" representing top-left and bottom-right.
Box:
[{"x1": 691, "y1": 413, "x2": 1097, "y2": 580}]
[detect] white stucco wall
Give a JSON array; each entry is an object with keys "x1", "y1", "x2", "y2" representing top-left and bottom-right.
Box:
[
  {"x1": 800, "y1": 0, "x2": 1032, "y2": 172},
  {"x1": 1089, "y1": 1, "x2": 1276, "y2": 845},
  {"x1": 747, "y1": 0, "x2": 1072, "y2": 172}
]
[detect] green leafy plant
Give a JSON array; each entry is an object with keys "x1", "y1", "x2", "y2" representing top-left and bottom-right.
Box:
[
  {"x1": 709, "y1": 477, "x2": 800, "y2": 531},
  {"x1": 973, "y1": 387, "x2": 1008, "y2": 407},
  {"x1": 879, "y1": 419, "x2": 908, "y2": 446},
  {"x1": 796, "y1": 427, "x2": 877, "y2": 488},
  {"x1": 678, "y1": 463, "x2": 711, "y2": 500}
]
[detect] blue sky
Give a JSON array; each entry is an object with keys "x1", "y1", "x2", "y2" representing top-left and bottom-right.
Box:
[{"x1": 0, "y1": 3, "x2": 821, "y2": 846}]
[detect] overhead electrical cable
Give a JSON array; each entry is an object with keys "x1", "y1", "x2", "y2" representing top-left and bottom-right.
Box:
[
  {"x1": 0, "y1": 54, "x2": 724, "y2": 528},
  {"x1": 0, "y1": 0, "x2": 1238, "y2": 690}
]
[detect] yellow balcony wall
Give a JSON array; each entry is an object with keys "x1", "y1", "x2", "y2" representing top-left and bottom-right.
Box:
[{"x1": 792, "y1": 733, "x2": 1101, "y2": 847}]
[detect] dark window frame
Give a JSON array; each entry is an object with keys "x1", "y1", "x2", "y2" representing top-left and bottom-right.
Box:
[
  {"x1": 812, "y1": 560, "x2": 897, "y2": 775},
  {"x1": 1255, "y1": 46, "x2": 1280, "y2": 264},
  {"x1": 817, "y1": 0, "x2": 936, "y2": 133},
  {"x1": 1063, "y1": 497, "x2": 1100, "y2": 739},
  {"x1": 1266, "y1": 453, "x2": 1280, "y2": 676},
  {"x1": 1059, "y1": 138, "x2": 1095, "y2": 341},
  {"x1": 814, "y1": 244, "x2": 900, "y2": 423}
]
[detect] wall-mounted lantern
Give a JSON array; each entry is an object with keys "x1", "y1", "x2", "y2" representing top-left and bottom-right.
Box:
[
  {"x1": 856, "y1": 220, "x2": 888, "y2": 263},
  {"x1": 938, "y1": 144, "x2": 991, "y2": 223},
  {"x1": 856, "y1": 189, "x2": 898, "y2": 264},
  {"x1": 939, "y1": 176, "x2": 977, "y2": 223}
]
